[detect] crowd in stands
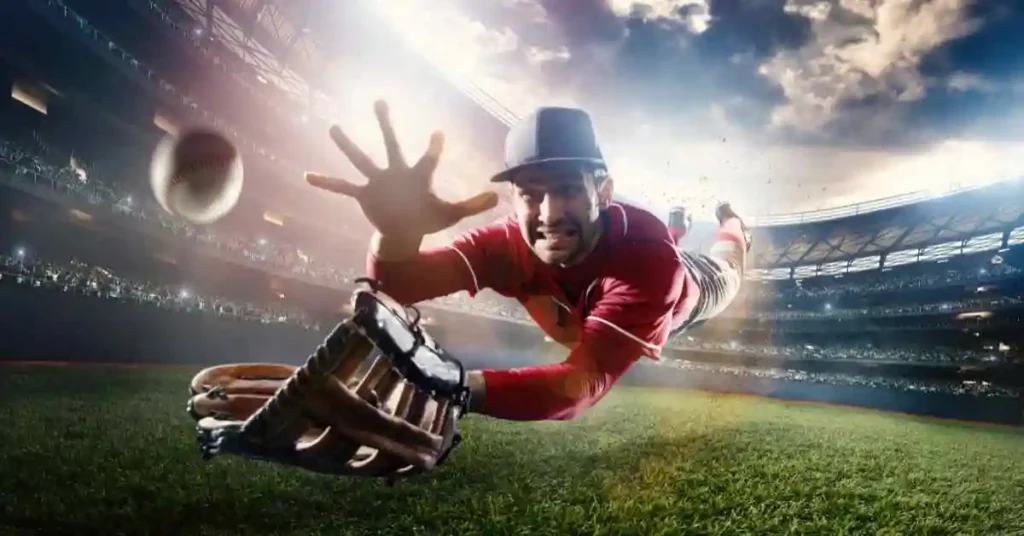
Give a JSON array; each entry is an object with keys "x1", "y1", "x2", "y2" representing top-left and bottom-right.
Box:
[
  {"x1": 6, "y1": 246, "x2": 1010, "y2": 367},
  {"x1": 755, "y1": 262, "x2": 1021, "y2": 301},
  {"x1": 0, "y1": 140, "x2": 365, "y2": 284},
  {"x1": 4, "y1": 247, "x2": 1020, "y2": 401},
  {"x1": 0, "y1": 252, "x2": 321, "y2": 331},
  {"x1": 3, "y1": 137, "x2": 1024, "y2": 331},
  {"x1": 650, "y1": 358, "x2": 1020, "y2": 398},
  {"x1": 671, "y1": 339, "x2": 1007, "y2": 364},
  {"x1": 733, "y1": 294, "x2": 1024, "y2": 320},
  {"x1": 0, "y1": 138, "x2": 523, "y2": 320}
]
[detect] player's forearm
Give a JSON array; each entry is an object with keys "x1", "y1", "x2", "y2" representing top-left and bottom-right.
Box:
[
  {"x1": 469, "y1": 348, "x2": 640, "y2": 421},
  {"x1": 468, "y1": 364, "x2": 608, "y2": 421},
  {"x1": 466, "y1": 330, "x2": 645, "y2": 421},
  {"x1": 366, "y1": 232, "x2": 472, "y2": 305}
]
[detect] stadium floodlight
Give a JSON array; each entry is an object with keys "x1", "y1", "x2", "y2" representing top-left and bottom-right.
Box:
[{"x1": 957, "y1": 312, "x2": 992, "y2": 320}]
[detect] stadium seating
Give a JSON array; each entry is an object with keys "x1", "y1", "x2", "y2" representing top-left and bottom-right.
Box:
[{"x1": 1, "y1": 0, "x2": 1020, "y2": 423}]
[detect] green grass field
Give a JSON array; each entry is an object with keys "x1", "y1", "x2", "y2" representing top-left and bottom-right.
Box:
[{"x1": 1, "y1": 365, "x2": 1022, "y2": 536}]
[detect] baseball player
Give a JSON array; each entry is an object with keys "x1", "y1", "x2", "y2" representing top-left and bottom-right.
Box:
[{"x1": 306, "y1": 102, "x2": 750, "y2": 422}]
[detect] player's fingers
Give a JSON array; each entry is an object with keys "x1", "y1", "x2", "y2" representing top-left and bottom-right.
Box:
[
  {"x1": 329, "y1": 125, "x2": 380, "y2": 178},
  {"x1": 412, "y1": 131, "x2": 445, "y2": 178},
  {"x1": 374, "y1": 100, "x2": 407, "y2": 168},
  {"x1": 447, "y1": 190, "x2": 499, "y2": 221},
  {"x1": 305, "y1": 172, "x2": 364, "y2": 199}
]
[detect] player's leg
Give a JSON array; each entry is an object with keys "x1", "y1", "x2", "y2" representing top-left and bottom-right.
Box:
[
  {"x1": 678, "y1": 202, "x2": 750, "y2": 326},
  {"x1": 709, "y1": 202, "x2": 750, "y2": 276}
]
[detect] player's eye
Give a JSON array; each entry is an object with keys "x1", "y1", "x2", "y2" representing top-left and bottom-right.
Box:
[
  {"x1": 555, "y1": 185, "x2": 583, "y2": 198},
  {"x1": 519, "y1": 189, "x2": 544, "y2": 203}
]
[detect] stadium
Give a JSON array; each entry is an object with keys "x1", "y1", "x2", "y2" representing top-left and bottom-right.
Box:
[{"x1": 1, "y1": 0, "x2": 1022, "y2": 534}]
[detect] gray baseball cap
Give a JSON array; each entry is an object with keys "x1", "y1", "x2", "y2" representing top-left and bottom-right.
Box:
[{"x1": 490, "y1": 106, "x2": 608, "y2": 183}]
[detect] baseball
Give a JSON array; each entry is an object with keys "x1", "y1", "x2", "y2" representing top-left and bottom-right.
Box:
[{"x1": 150, "y1": 128, "x2": 244, "y2": 225}]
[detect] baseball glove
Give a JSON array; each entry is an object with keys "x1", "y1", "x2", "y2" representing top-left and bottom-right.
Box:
[{"x1": 186, "y1": 280, "x2": 470, "y2": 481}]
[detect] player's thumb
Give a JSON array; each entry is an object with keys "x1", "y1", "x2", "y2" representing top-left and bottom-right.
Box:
[{"x1": 449, "y1": 191, "x2": 499, "y2": 221}]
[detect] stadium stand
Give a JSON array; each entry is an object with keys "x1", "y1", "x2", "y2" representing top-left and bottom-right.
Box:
[
  {"x1": 0, "y1": 252, "x2": 321, "y2": 330},
  {"x1": 0, "y1": 0, "x2": 1021, "y2": 427}
]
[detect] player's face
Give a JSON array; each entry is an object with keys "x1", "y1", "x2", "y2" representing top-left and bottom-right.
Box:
[{"x1": 510, "y1": 165, "x2": 613, "y2": 266}]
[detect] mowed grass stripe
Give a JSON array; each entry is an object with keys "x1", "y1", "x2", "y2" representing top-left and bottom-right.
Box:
[{"x1": 0, "y1": 367, "x2": 1021, "y2": 536}]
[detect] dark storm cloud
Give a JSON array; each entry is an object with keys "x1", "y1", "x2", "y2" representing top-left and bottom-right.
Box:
[
  {"x1": 906, "y1": 1, "x2": 1024, "y2": 141},
  {"x1": 439, "y1": 0, "x2": 795, "y2": 137},
  {"x1": 449, "y1": 0, "x2": 1024, "y2": 147},
  {"x1": 533, "y1": 0, "x2": 624, "y2": 45},
  {"x1": 451, "y1": 0, "x2": 812, "y2": 129},
  {"x1": 699, "y1": 0, "x2": 812, "y2": 59},
  {"x1": 921, "y1": 2, "x2": 1024, "y2": 81},
  {"x1": 755, "y1": 0, "x2": 1024, "y2": 145}
]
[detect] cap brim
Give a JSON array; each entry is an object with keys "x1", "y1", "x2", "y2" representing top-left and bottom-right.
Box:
[{"x1": 490, "y1": 158, "x2": 607, "y2": 183}]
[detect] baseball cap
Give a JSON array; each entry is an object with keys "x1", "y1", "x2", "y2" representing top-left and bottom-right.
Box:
[{"x1": 490, "y1": 106, "x2": 607, "y2": 183}]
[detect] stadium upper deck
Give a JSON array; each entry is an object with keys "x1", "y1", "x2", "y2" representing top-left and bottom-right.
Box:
[
  {"x1": 748, "y1": 179, "x2": 1024, "y2": 278},
  {"x1": 2, "y1": 0, "x2": 512, "y2": 251},
  {"x1": 6, "y1": 0, "x2": 1024, "y2": 317},
  {"x1": 10, "y1": 0, "x2": 1022, "y2": 259}
]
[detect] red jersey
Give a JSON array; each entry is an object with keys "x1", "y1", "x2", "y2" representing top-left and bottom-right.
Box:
[{"x1": 368, "y1": 202, "x2": 699, "y2": 421}]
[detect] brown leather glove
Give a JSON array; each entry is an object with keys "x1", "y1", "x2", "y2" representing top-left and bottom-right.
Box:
[{"x1": 187, "y1": 285, "x2": 468, "y2": 481}]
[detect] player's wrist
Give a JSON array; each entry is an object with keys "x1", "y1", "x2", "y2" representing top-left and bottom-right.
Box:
[
  {"x1": 466, "y1": 370, "x2": 487, "y2": 413},
  {"x1": 370, "y1": 231, "x2": 426, "y2": 262}
]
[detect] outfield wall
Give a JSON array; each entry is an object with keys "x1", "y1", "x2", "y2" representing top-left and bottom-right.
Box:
[
  {"x1": 621, "y1": 362, "x2": 1024, "y2": 426},
  {"x1": 2, "y1": 280, "x2": 1021, "y2": 425},
  {"x1": 0, "y1": 280, "x2": 325, "y2": 365}
]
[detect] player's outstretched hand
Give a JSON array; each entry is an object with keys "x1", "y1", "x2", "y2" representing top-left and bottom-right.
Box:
[{"x1": 306, "y1": 100, "x2": 499, "y2": 237}]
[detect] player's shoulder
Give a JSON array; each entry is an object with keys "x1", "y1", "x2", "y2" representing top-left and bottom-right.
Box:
[
  {"x1": 603, "y1": 202, "x2": 683, "y2": 287},
  {"x1": 606, "y1": 202, "x2": 674, "y2": 243},
  {"x1": 605, "y1": 202, "x2": 678, "y2": 257}
]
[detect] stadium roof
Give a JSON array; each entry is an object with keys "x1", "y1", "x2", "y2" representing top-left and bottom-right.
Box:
[
  {"x1": 170, "y1": 0, "x2": 323, "y2": 107},
  {"x1": 750, "y1": 179, "x2": 1024, "y2": 274}
]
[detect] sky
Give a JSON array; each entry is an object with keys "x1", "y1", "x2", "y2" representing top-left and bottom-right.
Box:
[{"x1": 362, "y1": 0, "x2": 1024, "y2": 220}]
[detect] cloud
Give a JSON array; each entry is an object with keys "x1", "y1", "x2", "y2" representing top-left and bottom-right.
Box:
[
  {"x1": 363, "y1": 0, "x2": 1024, "y2": 218},
  {"x1": 608, "y1": 0, "x2": 714, "y2": 34},
  {"x1": 945, "y1": 71, "x2": 996, "y2": 93},
  {"x1": 759, "y1": 0, "x2": 985, "y2": 134},
  {"x1": 524, "y1": 45, "x2": 572, "y2": 66}
]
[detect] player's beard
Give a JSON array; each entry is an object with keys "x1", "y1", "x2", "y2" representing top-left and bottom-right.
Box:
[{"x1": 528, "y1": 218, "x2": 589, "y2": 266}]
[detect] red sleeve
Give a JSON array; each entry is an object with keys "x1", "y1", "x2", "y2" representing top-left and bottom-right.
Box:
[
  {"x1": 668, "y1": 226, "x2": 686, "y2": 246},
  {"x1": 478, "y1": 241, "x2": 684, "y2": 421},
  {"x1": 367, "y1": 220, "x2": 511, "y2": 305}
]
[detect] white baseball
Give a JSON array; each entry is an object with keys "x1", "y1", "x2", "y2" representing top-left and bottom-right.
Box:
[{"x1": 150, "y1": 129, "x2": 244, "y2": 225}]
